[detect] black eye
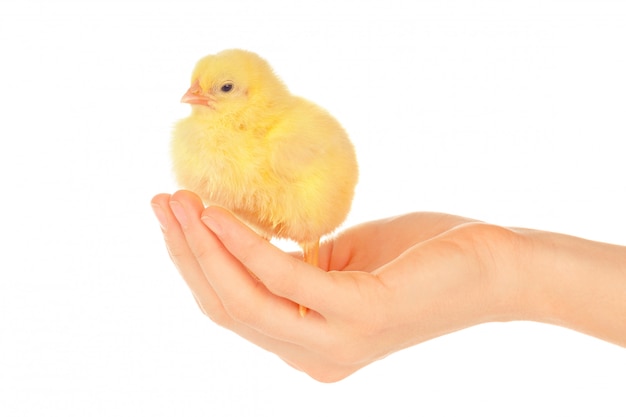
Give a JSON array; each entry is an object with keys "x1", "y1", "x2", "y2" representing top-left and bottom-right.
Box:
[{"x1": 220, "y1": 83, "x2": 234, "y2": 92}]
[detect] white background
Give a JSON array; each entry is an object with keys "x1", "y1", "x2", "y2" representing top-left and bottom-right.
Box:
[{"x1": 1, "y1": 0, "x2": 625, "y2": 415}]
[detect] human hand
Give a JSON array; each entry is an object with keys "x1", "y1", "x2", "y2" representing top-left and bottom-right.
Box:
[{"x1": 151, "y1": 190, "x2": 520, "y2": 382}]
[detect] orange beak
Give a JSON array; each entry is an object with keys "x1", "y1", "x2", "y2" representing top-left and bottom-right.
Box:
[{"x1": 181, "y1": 80, "x2": 215, "y2": 107}]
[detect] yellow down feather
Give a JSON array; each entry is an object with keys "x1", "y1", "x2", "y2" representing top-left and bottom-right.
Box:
[{"x1": 171, "y1": 49, "x2": 358, "y2": 254}]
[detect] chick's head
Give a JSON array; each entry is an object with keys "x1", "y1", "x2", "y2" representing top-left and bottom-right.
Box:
[{"x1": 181, "y1": 49, "x2": 290, "y2": 120}]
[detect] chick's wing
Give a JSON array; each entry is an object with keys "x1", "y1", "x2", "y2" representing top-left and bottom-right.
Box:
[{"x1": 268, "y1": 99, "x2": 349, "y2": 181}]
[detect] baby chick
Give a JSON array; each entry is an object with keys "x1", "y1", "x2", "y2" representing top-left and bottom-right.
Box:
[{"x1": 171, "y1": 49, "x2": 358, "y2": 316}]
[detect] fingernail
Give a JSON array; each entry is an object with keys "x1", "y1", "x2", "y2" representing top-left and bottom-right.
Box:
[
  {"x1": 201, "y1": 215, "x2": 222, "y2": 235},
  {"x1": 151, "y1": 203, "x2": 168, "y2": 231},
  {"x1": 169, "y1": 201, "x2": 188, "y2": 228}
]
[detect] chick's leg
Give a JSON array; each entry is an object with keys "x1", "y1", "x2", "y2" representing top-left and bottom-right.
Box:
[
  {"x1": 298, "y1": 240, "x2": 320, "y2": 317},
  {"x1": 302, "y1": 240, "x2": 319, "y2": 267}
]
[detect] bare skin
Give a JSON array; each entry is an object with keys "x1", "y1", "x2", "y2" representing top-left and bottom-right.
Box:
[{"x1": 151, "y1": 190, "x2": 626, "y2": 382}]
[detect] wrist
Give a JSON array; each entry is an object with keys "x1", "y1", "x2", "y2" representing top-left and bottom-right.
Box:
[
  {"x1": 459, "y1": 223, "x2": 531, "y2": 323},
  {"x1": 507, "y1": 228, "x2": 626, "y2": 346}
]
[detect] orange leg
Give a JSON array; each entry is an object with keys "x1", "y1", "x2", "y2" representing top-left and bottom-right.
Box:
[
  {"x1": 302, "y1": 240, "x2": 319, "y2": 267},
  {"x1": 299, "y1": 240, "x2": 320, "y2": 317}
]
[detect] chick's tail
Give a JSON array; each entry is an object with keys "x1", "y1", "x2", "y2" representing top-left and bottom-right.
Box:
[{"x1": 298, "y1": 240, "x2": 320, "y2": 317}]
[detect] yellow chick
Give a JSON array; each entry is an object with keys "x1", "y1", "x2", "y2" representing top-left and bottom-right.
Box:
[{"x1": 171, "y1": 49, "x2": 358, "y2": 315}]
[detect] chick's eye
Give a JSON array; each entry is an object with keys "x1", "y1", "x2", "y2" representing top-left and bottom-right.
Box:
[{"x1": 220, "y1": 83, "x2": 234, "y2": 92}]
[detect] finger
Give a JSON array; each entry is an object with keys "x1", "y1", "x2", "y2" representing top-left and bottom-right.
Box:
[
  {"x1": 219, "y1": 321, "x2": 360, "y2": 383},
  {"x1": 169, "y1": 194, "x2": 331, "y2": 347},
  {"x1": 154, "y1": 193, "x2": 352, "y2": 376},
  {"x1": 218, "y1": 320, "x2": 356, "y2": 382},
  {"x1": 153, "y1": 195, "x2": 334, "y2": 358},
  {"x1": 151, "y1": 192, "x2": 225, "y2": 319},
  {"x1": 200, "y1": 206, "x2": 344, "y2": 316}
]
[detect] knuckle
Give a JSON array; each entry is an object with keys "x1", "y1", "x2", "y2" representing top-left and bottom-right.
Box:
[
  {"x1": 205, "y1": 308, "x2": 232, "y2": 328},
  {"x1": 191, "y1": 239, "x2": 216, "y2": 265},
  {"x1": 223, "y1": 300, "x2": 259, "y2": 327},
  {"x1": 334, "y1": 345, "x2": 366, "y2": 366},
  {"x1": 305, "y1": 366, "x2": 353, "y2": 383},
  {"x1": 320, "y1": 336, "x2": 368, "y2": 366},
  {"x1": 163, "y1": 235, "x2": 187, "y2": 260},
  {"x1": 236, "y1": 235, "x2": 267, "y2": 266},
  {"x1": 192, "y1": 295, "x2": 232, "y2": 327}
]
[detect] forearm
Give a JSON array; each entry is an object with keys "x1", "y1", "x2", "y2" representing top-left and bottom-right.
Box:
[{"x1": 515, "y1": 229, "x2": 626, "y2": 347}]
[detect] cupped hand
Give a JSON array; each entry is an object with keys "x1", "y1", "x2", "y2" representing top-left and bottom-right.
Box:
[{"x1": 151, "y1": 190, "x2": 517, "y2": 382}]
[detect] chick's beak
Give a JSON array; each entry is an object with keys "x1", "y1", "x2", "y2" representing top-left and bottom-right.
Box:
[{"x1": 181, "y1": 80, "x2": 214, "y2": 107}]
